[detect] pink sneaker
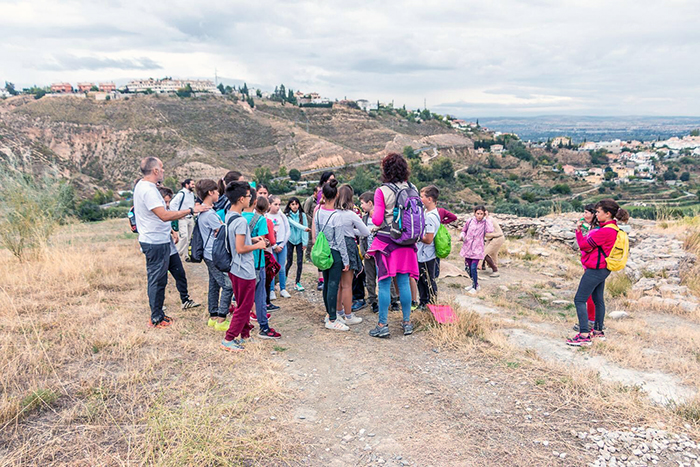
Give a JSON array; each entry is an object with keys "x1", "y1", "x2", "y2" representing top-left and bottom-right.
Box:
[{"x1": 566, "y1": 333, "x2": 592, "y2": 347}]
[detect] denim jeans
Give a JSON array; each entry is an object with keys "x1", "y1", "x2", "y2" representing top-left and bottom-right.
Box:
[
  {"x1": 322, "y1": 249, "x2": 343, "y2": 321},
  {"x1": 465, "y1": 258, "x2": 479, "y2": 289},
  {"x1": 140, "y1": 242, "x2": 170, "y2": 324},
  {"x1": 204, "y1": 258, "x2": 233, "y2": 318},
  {"x1": 378, "y1": 273, "x2": 412, "y2": 325},
  {"x1": 255, "y1": 268, "x2": 269, "y2": 331},
  {"x1": 574, "y1": 268, "x2": 611, "y2": 333},
  {"x1": 270, "y1": 245, "x2": 288, "y2": 291}
]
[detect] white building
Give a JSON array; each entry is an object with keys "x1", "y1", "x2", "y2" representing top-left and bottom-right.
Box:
[
  {"x1": 0, "y1": 89, "x2": 9, "y2": 98},
  {"x1": 356, "y1": 99, "x2": 378, "y2": 112},
  {"x1": 126, "y1": 78, "x2": 217, "y2": 94},
  {"x1": 654, "y1": 136, "x2": 700, "y2": 150}
]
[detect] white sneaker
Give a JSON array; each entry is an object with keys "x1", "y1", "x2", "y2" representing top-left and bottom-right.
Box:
[
  {"x1": 343, "y1": 313, "x2": 363, "y2": 325},
  {"x1": 270, "y1": 291, "x2": 277, "y2": 301},
  {"x1": 280, "y1": 289, "x2": 292, "y2": 298},
  {"x1": 466, "y1": 285, "x2": 480, "y2": 295},
  {"x1": 325, "y1": 319, "x2": 349, "y2": 331}
]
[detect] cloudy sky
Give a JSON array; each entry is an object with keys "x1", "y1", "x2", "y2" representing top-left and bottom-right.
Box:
[{"x1": 2, "y1": 0, "x2": 699, "y2": 116}]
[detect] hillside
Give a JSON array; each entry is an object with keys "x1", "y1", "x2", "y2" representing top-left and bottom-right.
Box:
[{"x1": 0, "y1": 95, "x2": 469, "y2": 191}]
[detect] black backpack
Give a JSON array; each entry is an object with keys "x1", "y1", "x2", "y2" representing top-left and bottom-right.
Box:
[
  {"x1": 127, "y1": 206, "x2": 138, "y2": 233},
  {"x1": 212, "y1": 213, "x2": 240, "y2": 272},
  {"x1": 188, "y1": 216, "x2": 209, "y2": 263}
]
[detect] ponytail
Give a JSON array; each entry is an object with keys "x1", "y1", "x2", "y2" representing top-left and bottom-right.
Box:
[{"x1": 595, "y1": 199, "x2": 629, "y2": 223}]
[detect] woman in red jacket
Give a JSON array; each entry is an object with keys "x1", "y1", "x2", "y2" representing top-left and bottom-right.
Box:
[{"x1": 567, "y1": 199, "x2": 629, "y2": 347}]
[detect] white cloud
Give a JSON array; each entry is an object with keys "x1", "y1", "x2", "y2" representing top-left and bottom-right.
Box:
[{"x1": 1, "y1": 0, "x2": 698, "y2": 115}]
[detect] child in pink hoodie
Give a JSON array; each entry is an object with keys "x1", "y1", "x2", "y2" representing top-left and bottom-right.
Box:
[{"x1": 459, "y1": 205, "x2": 493, "y2": 294}]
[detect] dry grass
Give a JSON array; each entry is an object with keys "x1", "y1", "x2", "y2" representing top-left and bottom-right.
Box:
[
  {"x1": 0, "y1": 220, "x2": 300, "y2": 465},
  {"x1": 413, "y1": 298, "x2": 492, "y2": 351},
  {"x1": 606, "y1": 272, "x2": 633, "y2": 298}
]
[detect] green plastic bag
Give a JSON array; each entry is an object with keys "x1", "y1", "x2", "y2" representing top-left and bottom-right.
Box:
[
  {"x1": 434, "y1": 223, "x2": 452, "y2": 259},
  {"x1": 311, "y1": 212, "x2": 336, "y2": 270}
]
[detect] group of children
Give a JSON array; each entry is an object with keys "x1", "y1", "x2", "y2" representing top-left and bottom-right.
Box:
[{"x1": 176, "y1": 155, "x2": 507, "y2": 350}]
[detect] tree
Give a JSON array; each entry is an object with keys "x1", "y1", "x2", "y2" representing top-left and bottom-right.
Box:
[
  {"x1": 663, "y1": 169, "x2": 677, "y2": 181},
  {"x1": 287, "y1": 89, "x2": 297, "y2": 105},
  {"x1": 420, "y1": 109, "x2": 432, "y2": 121},
  {"x1": 680, "y1": 171, "x2": 690, "y2": 182},
  {"x1": 34, "y1": 89, "x2": 46, "y2": 100},
  {"x1": 176, "y1": 84, "x2": 192, "y2": 97},
  {"x1": 350, "y1": 166, "x2": 376, "y2": 194},
  {"x1": 217, "y1": 83, "x2": 225, "y2": 94},
  {"x1": 431, "y1": 157, "x2": 454, "y2": 181},
  {"x1": 254, "y1": 167, "x2": 273, "y2": 186},
  {"x1": 90, "y1": 85, "x2": 99, "y2": 92},
  {"x1": 246, "y1": 96, "x2": 255, "y2": 108},
  {"x1": 487, "y1": 155, "x2": 500, "y2": 169},
  {"x1": 590, "y1": 149, "x2": 609, "y2": 165},
  {"x1": 549, "y1": 184, "x2": 572, "y2": 195},
  {"x1": 403, "y1": 146, "x2": 418, "y2": 160},
  {"x1": 4, "y1": 82, "x2": 18, "y2": 96},
  {"x1": 278, "y1": 166, "x2": 288, "y2": 178},
  {"x1": 289, "y1": 168, "x2": 301, "y2": 181},
  {"x1": 256, "y1": 89, "x2": 262, "y2": 98},
  {"x1": 241, "y1": 82, "x2": 249, "y2": 96},
  {"x1": 691, "y1": 129, "x2": 700, "y2": 137},
  {"x1": 224, "y1": 85, "x2": 233, "y2": 94}
]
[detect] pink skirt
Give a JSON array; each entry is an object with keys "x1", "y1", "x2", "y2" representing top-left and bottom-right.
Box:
[{"x1": 367, "y1": 235, "x2": 419, "y2": 282}]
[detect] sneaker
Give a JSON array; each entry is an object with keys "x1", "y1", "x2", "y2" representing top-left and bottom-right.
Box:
[
  {"x1": 317, "y1": 279, "x2": 324, "y2": 291},
  {"x1": 250, "y1": 312, "x2": 257, "y2": 321},
  {"x1": 259, "y1": 328, "x2": 282, "y2": 339},
  {"x1": 390, "y1": 302, "x2": 400, "y2": 311},
  {"x1": 369, "y1": 324, "x2": 390, "y2": 338},
  {"x1": 402, "y1": 322, "x2": 414, "y2": 335},
  {"x1": 220, "y1": 339, "x2": 245, "y2": 352},
  {"x1": 208, "y1": 318, "x2": 217, "y2": 327},
  {"x1": 325, "y1": 319, "x2": 349, "y2": 331},
  {"x1": 591, "y1": 330, "x2": 606, "y2": 341},
  {"x1": 295, "y1": 282, "x2": 305, "y2": 292},
  {"x1": 466, "y1": 285, "x2": 480, "y2": 295},
  {"x1": 214, "y1": 320, "x2": 231, "y2": 332},
  {"x1": 280, "y1": 289, "x2": 292, "y2": 298},
  {"x1": 490, "y1": 272, "x2": 500, "y2": 278},
  {"x1": 148, "y1": 316, "x2": 173, "y2": 328},
  {"x1": 352, "y1": 299, "x2": 367, "y2": 312},
  {"x1": 343, "y1": 313, "x2": 363, "y2": 325},
  {"x1": 270, "y1": 291, "x2": 277, "y2": 301},
  {"x1": 410, "y1": 301, "x2": 419, "y2": 311},
  {"x1": 371, "y1": 303, "x2": 379, "y2": 313},
  {"x1": 181, "y1": 299, "x2": 201, "y2": 310},
  {"x1": 267, "y1": 303, "x2": 280, "y2": 311},
  {"x1": 566, "y1": 333, "x2": 592, "y2": 347}
]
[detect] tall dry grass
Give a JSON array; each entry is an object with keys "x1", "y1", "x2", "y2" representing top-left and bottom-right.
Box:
[{"x1": 0, "y1": 220, "x2": 300, "y2": 465}]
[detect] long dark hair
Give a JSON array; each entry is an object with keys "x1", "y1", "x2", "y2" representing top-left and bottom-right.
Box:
[
  {"x1": 584, "y1": 203, "x2": 599, "y2": 228},
  {"x1": 284, "y1": 196, "x2": 305, "y2": 218},
  {"x1": 319, "y1": 171, "x2": 335, "y2": 187},
  {"x1": 218, "y1": 170, "x2": 242, "y2": 195},
  {"x1": 595, "y1": 199, "x2": 630, "y2": 223}
]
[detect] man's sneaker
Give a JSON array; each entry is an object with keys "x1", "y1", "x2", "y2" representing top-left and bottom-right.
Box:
[
  {"x1": 220, "y1": 339, "x2": 245, "y2": 352},
  {"x1": 270, "y1": 291, "x2": 277, "y2": 301},
  {"x1": 402, "y1": 322, "x2": 414, "y2": 335},
  {"x1": 280, "y1": 289, "x2": 292, "y2": 298},
  {"x1": 490, "y1": 272, "x2": 500, "y2": 278},
  {"x1": 390, "y1": 302, "x2": 400, "y2": 311},
  {"x1": 369, "y1": 324, "x2": 390, "y2": 338},
  {"x1": 182, "y1": 299, "x2": 200, "y2": 310},
  {"x1": 295, "y1": 282, "x2": 305, "y2": 292},
  {"x1": 566, "y1": 333, "x2": 592, "y2": 347},
  {"x1": 325, "y1": 319, "x2": 349, "y2": 331},
  {"x1": 591, "y1": 330, "x2": 606, "y2": 341},
  {"x1": 259, "y1": 328, "x2": 282, "y2": 339},
  {"x1": 208, "y1": 317, "x2": 217, "y2": 327},
  {"x1": 343, "y1": 313, "x2": 363, "y2": 325},
  {"x1": 371, "y1": 303, "x2": 379, "y2": 313},
  {"x1": 214, "y1": 320, "x2": 231, "y2": 332},
  {"x1": 317, "y1": 279, "x2": 324, "y2": 291},
  {"x1": 267, "y1": 303, "x2": 280, "y2": 311},
  {"x1": 149, "y1": 316, "x2": 173, "y2": 328},
  {"x1": 352, "y1": 299, "x2": 366, "y2": 312}
]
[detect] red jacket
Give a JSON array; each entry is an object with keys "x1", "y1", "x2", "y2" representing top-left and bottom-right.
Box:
[
  {"x1": 576, "y1": 220, "x2": 619, "y2": 269},
  {"x1": 437, "y1": 208, "x2": 457, "y2": 224}
]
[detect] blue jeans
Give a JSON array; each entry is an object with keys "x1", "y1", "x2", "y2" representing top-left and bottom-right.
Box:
[
  {"x1": 204, "y1": 258, "x2": 233, "y2": 318},
  {"x1": 575, "y1": 268, "x2": 610, "y2": 333},
  {"x1": 378, "y1": 273, "x2": 412, "y2": 325},
  {"x1": 255, "y1": 268, "x2": 269, "y2": 331},
  {"x1": 465, "y1": 258, "x2": 479, "y2": 289},
  {"x1": 270, "y1": 245, "x2": 288, "y2": 291}
]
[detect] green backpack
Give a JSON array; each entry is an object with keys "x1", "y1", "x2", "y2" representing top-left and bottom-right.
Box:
[
  {"x1": 434, "y1": 223, "x2": 452, "y2": 259},
  {"x1": 311, "y1": 211, "x2": 336, "y2": 270}
]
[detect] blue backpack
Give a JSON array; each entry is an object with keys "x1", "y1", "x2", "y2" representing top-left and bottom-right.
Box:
[{"x1": 212, "y1": 213, "x2": 240, "y2": 272}]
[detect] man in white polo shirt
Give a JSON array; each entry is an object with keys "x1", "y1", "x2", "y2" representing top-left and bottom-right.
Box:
[
  {"x1": 170, "y1": 178, "x2": 196, "y2": 260},
  {"x1": 133, "y1": 157, "x2": 210, "y2": 327}
]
